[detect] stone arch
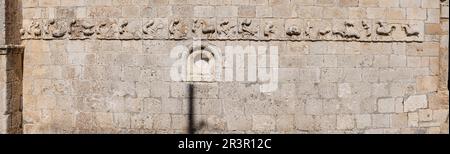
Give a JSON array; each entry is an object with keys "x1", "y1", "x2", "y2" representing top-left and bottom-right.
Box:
[{"x1": 186, "y1": 43, "x2": 222, "y2": 82}]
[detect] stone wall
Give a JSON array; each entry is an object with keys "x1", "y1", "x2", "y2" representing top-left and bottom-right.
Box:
[
  {"x1": 20, "y1": 0, "x2": 449, "y2": 134},
  {"x1": 1, "y1": 0, "x2": 24, "y2": 134}
]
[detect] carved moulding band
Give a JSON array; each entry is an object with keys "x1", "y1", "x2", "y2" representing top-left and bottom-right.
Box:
[{"x1": 20, "y1": 18, "x2": 424, "y2": 42}]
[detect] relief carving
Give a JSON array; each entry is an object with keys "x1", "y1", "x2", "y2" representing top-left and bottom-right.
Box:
[
  {"x1": 343, "y1": 21, "x2": 361, "y2": 39},
  {"x1": 361, "y1": 21, "x2": 372, "y2": 37},
  {"x1": 238, "y1": 19, "x2": 259, "y2": 39},
  {"x1": 118, "y1": 20, "x2": 141, "y2": 40},
  {"x1": 44, "y1": 19, "x2": 67, "y2": 39},
  {"x1": 21, "y1": 20, "x2": 42, "y2": 39},
  {"x1": 263, "y1": 22, "x2": 275, "y2": 38},
  {"x1": 217, "y1": 20, "x2": 236, "y2": 39},
  {"x1": 375, "y1": 21, "x2": 396, "y2": 36},
  {"x1": 142, "y1": 19, "x2": 164, "y2": 39},
  {"x1": 192, "y1": 19, "x2": 216, "y2": 38},
  {"x1": 69, "y1": 20, "x2": 95, "y2": 39},
  {"x1": 96, "y1": 20, "x2": 119, "y2": 39},
  {"x1": 402, "y1": 24, "x2": 420, "y2": 37},
  {"x1": 20, "y1": 18, "x2": 424, "y2": 42},
  {"x1": 286, "y1": 26, "x2": 301, "y2": 36},
  {"x1": 169, "y1": 18, "x2": 189, "y2": 39}
]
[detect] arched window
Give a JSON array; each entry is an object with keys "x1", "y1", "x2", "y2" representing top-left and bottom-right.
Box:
[{"x1": 186, "y1": 43, "x2": 221, "y2": 82}]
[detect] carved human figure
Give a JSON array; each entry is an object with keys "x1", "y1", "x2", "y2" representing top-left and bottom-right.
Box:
[
  {"x1": 239, "y1": 19, "x2": 258, "y2": 37},
  {"x1": 217, "y1": 20, "x2": 236, "y2": 38},
  {"x1": 361, "y1": 21, "x2": 372, "y2": 38},
  {"x1": 264, "y1": 22, "x2": 275, "y2": 38}
]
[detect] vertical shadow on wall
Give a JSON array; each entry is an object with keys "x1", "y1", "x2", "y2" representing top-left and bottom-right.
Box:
[
  {"x1": 6, "y1": 48, "x2": 23, "y2": 134},
  {"x1": 188, "y1": 84, "x2": 195, "y2": 134},
  {"x1": 5, "y1": 0, "x2": 23, "y2": 134}
]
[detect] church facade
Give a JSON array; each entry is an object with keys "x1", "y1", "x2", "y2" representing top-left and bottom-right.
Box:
[{"x1": 0, "y1": 0, "x2": 448, "y2": 134}]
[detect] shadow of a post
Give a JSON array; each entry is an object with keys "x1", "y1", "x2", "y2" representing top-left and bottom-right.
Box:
[{"x1": 188, "y1": 84, "x2": 195, "y2": 134}]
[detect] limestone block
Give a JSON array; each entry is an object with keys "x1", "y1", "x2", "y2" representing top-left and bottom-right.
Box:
[
  {"x1": 337, "y1": 114, "x2": 355, "y2": 130},
  {"x1": 404, "y1": 95, "x2": 428, "y2": 112},
  {"x1": 372, "y1": 114, "x2": 390, "y2": 128},
  {"x1": 400, "y1": 0, "x2": 421, "y2": 8},
  {"x1": 378, "y1": 98, "x2": 402, "y2": 113},
  {"x1": 416, "y1": 76, "x2": 438, "y2": 93},
  {"x1": 418, "y1": 109, "x2": 433, "y2": 122},
  {"x1": 408, "y1": 112, "x2": 419, "y2": 127},
  {"x1": 225, "y1": 114, "x2": 252, "y2": 131},
  {"x1": 252, "y1": 115, "x2": 276, "y2": 131},
  {"x1": 294, "y1": 114, "x2": 317, "y2": 131},
  {"x1": 422, "y1": 0, "x2": 440, "y2": 8},
  {"x1": 391, "y1": 113, "x2": 408, "y2": 128},
  {"x1": 378, "y1": 0, "x2": 400, "y2": 7},
  {"x1": 153, "y1": 114, "x2": 171, "y2": 130},
  {"x1": 359, "y1": 0, "x2": 379, "y2": 7},
  {"x1": 276, "y1": 115, "x2": 295, "y2": 132},
  {"x1": 356, "y1": 114, "x2": 372, "y2": 129}
]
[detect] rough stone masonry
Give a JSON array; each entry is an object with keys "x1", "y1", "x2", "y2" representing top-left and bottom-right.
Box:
[{"x1": 0, "y1": 0, "x2": 448, "y2": 134}]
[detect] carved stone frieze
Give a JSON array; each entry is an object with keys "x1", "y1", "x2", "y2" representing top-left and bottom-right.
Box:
[{"x1": 20, "y1": 18, "x2": 424, "y2": 42}]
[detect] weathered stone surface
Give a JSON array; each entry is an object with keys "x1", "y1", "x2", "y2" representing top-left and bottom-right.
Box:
[
  {"x1": 404, "y1": 95, "x2": 428, "y2": 112},
  {"x1": 0, "y1": 0, "x2": 448, "y2": 134}
]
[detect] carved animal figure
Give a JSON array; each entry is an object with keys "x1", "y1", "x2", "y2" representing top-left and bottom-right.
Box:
[
  {"x1": 376, "y1": 21, "x2": 396, "y2": 36},
  {"x1": 318, "y1": 29, "x2": 331, "y2": 36},
  {"x1": 29, "y1": 21, "x2": 42, "y2": 37},
  {"x1": 344, "y1": 22, "x2": 360, "y2": 39},
  {"x1": 193, "y1": 19, "x2": 216, "y2": 35},
  {"x1": 239, "y1": 19, "x2": 257, "y2": 36},
  {"x1": 96, "y1": 21, "x2": 118, "y2": 38},
  {"x1": 402, "y1": 24, "x2": 420, "y2": 37},
  {"x1": 217, "y1": 21, "x2": 235, "y2": 36},
  {"x1": 46, "y1": 19, "x2": 66, "y2": 38},
  {"x1": 143, "y1": 20, "x2": 163, "y2": 35},
  {"x1": 82, "y1": 22, "x2": 95, "y2": 36},
  {"x1": 69, "y1": 20, "x2": 83, "y2": 38},
  {"x1": 286, "y1": 26, "x2": 301, "y2": 36}
]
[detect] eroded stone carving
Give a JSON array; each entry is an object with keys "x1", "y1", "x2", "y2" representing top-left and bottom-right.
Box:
[
  {"x1": 343, "y1": 21, "x2": 361, "y2": 39},
  {"x1": 96, "y1": 20, "x2": 119, "y2": 39},
  {"x1": 217, "y1": 20, "x2": 236, "y2": 39},
  {"x1": 375, "y1": 21, "x2": 396, "y2": 36},
  {"x1": 286, "y1": 26, "x2": 301, "y2": 36},
  {"x1": 192, "y1": 19, "x2": 216, "y2": 38},
  {"x1": 69, "y1": 20, "x2": 95, "y2": 39},
  {"x1": 21, "y1": 18, "x2": 424, "y2": 42},
  {"x1": 21, "y1": 20, "x2": 42, "y2": 39},
  {"x1": 118, "y1": 20, "x2": 141, "y2": 40},
  {"x1": 238, "y1": 19, "x2": 259, "y2": 39},
  {"x1": 264, "y1": 22, "x2": 275, "y2": 37},
  {"x1": 143, "y1": 19, "x2": 164, "y2": 39},
  {"x1": 44, "y1": 19, "x2": 67, "y2": 39},
  {"x1": 169, "y1": 18, "x2": 189, "y2": 39},
  {"x1": 402, "y1": 24, "x2": 420, "y2": 37}
]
